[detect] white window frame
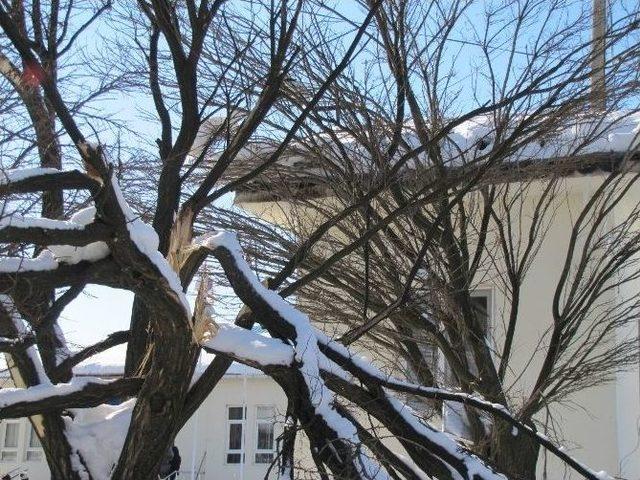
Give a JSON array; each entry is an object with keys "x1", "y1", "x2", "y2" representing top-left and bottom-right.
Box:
[
  {"x1": 225, "y1": 405, "x2": 246, "y2": 465},
  {"x1": 24, "y1": 424, "x2": 43, "y2": 462},
  {"x1": 442, "y1": 289, "x2": 493, "y2": 439},
  {"x1": 254, "y1": 405, "x2": 276, "y2": 464},
  {"x1": 0, "y1": 420, "x2": 21, "y2": 462},
  {"x1": 470, "y1": 289, "x2": 493, "y2": 350}
]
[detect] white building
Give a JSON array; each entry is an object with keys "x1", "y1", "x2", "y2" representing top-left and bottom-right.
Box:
[{"x1": 0, "y1": 362, "x2": 288, "y2": 480}]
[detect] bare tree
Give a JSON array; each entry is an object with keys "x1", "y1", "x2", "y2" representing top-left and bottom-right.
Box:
[
  {"x1": 209, "y1": 1, "x2": 640, "y2": 478},
  {"x1": 0, "y1": 1, "x2": 637, "y2": 480}
]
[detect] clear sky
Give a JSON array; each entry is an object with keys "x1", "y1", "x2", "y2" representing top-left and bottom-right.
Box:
[{"x1": 59, "y1": 286, "x2": 133, "y2": 364}]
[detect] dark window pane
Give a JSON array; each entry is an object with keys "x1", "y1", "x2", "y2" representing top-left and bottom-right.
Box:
[
  {"x1": 228, "y1": 423, "x2": 243, "y2": 450},
  {"x1": 255, "y1": 453, "x2": 274, "y2": 464},
  {"x1": 227, "y1": 453, "x2": 243, "y2": 464},
  {"x1": 257, "y1": 423, "x2": 274, "y2": 450},
  {"x1": 470, "y1": 295, "x2": 489, "y2": 333},
  {"x1": 228, "y1": 407, "x2": 245, "y2": 420}
]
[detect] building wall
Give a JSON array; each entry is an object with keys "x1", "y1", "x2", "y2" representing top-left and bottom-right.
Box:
[
  {"x1": 175, "y1": 374, "x2": 289, "y2": 480},
  {"x1": 0, "y1": 415, "x2": 49, "y2": 480},
  {"x1": 238, "y1": 174, "x2": 640, "y2": 479}
]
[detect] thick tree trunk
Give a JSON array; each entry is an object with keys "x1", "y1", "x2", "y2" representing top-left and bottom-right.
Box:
[
  {"x1": 39, "y1": 415, "x2": 89, "y2": 480},
  {"x1": 490, "y1": 420, "x2": 541, "y2": 480},
  {"x1": 124, "y1": 297, "x2": 153, "y2": 377},
  {"x1": 112, "y1": 319, "x2": 198, "y2": 480}
]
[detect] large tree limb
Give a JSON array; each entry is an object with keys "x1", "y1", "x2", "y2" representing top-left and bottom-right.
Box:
[
  {"x1": 0, "y1": 220, "x2": 111, "y2": 246},
  {"x1": 0, "y1": 170, "x2": 99, "y2": 196},
  {"x1": 51, "y1": 330, "x2": 130, "y2": 382},
  {"x1": 0, "y1": 377, "x2": 142, "y2": 419},
  {"x1": 318, "y1": 338, "x2": 603, "y2": 480},
  {"x1": 0, "y1": 334, "x2": 35, "y2": 352},
  {"x1": 0, "y1": 258, "x2": 125, "y2": 292},
  {"x1": 204, "y1": 231, "x2": 607, "y2": 480}
]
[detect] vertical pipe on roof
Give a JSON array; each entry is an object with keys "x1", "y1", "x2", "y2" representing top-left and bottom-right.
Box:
[{"x1": 591, "y1": 0, "x2": 607, "y2": 111}]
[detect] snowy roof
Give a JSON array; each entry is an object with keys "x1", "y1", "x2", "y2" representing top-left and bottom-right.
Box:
[
  {"x1": 72, "y1": 359, "x2": 265, "y2": 378},
  {"x1": 225, "y1": 111, "x2": 640, "y2": 203},
  {"x1": 0, "y1": 359, "x2": 265, "y2": 379}
]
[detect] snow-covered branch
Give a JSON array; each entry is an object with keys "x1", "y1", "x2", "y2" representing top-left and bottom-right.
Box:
[
  {"x1": 201, "y1": 322, "x2": 294, "y2": 367},
  {"x1": 0, "y1": 377, "x2": 142, "y2": 419},
  {"x1": 0, "y1": 257, "x2": 122, "y2": 291},
  {"x1": 0, "y1": 334, "x2": 35, "y2": 351},
  {"x1": 200, "y1": 231, "x2": 611, "y2": 480},
  {"x1": 0, "y1": 215, "x2": 111, "y2": 246},
  {"x1": 315, "y1": 334, "x2": 609, "y2": 480},
  {"x1": 0, "y1": 169, "x2": 99, "y2": 196},
  {"x1": 200, "y1": 231, "x2": 509, "y2": 480}
]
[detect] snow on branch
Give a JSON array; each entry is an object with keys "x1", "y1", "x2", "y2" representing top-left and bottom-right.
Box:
[
  {"x1": 0, "y1": 213, "x2": 111, "y2": 247},
  {"x1": 0, "y1": 334, "x2": 35, "y2": 351},
  {"x1": 0, "y1": 294, "x2": 49, "y2": 384},
  {"x1": 199, "y1": 232, "x2": 391, "y2": 478},
  {"x1": 199, "y1": 231, "x2": 511, "y2": 479},
  {"x1": 0, "y1": 207, "x2": 111, "y2": 270},
  {"x1": 201, "y1": 321, "x2": 294, "y2": 367},
  {"x1": 0, "y1": 258, "x2": 119, "y2": 294},
  {"x1": 0, "y1": 215, "x2": 84, "y2": 231},
  {"x1": 0, "y1": 169, "x2": 190, "y2": 318},
  {"x1": 46, "y1": 207, "x2": 110, "y2": 264},
  {"x1": 0, "y1": 250, "x2": 59, "y2": 273},
  {"x1": 317, "y1": 320, "x2": 611, "y2": 480},
  {"x1": 0, "y1": 169, "x2": 99, "y2": 196},
  {"x1": 109, "y1": 175, "x2": 190, "y2": 314},
  {"x1": 0, "y1": 377, "x2": 142, "y2": 419},
  {"x1": 0, "y1": 167, "x2": 62, "y2": 184},
  {"x1": 199, "y1": 231, "x2": 612, "y2": 480}
]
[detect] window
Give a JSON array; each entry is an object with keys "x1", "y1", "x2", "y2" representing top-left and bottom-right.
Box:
[
  {"x1": 0, "y1": 421, "x2": 20, "y2": 461},
  {"x1": 226, "y1": 406, "x2": 246, "y2": 464},
  {"x1": 418, "y1": 342, "x2": 439, "y2": 380},
  {"x1": 470, "y1": 294, "x2": 490, "y2": 335},
  {"x1": 255, "y1": 406, "x2": 276, "y2": 464},
  {"x1": 405, "y1": 341, "x2": 439, "y2": 414},
  {"x1": 442, "y1": 291, "x2": 492, "y2": 439},
  {"x1": 25, "y1": 425, "x2": 43, "y2": 461}
]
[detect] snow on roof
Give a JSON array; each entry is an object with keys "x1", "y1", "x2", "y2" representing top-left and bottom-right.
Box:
[
  {"x1": 0, "y1": 357, "x2": 265, "y2": 379},
  {"x1": 225, "y1": 111, "x2": 640, "y2": 201},
  {"x1": 70, "y1": 358, "x2": 265, "y2": 378}
]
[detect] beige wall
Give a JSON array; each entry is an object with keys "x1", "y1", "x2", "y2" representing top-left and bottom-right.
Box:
[{"x1": 238, "y1": 174, "x2": 640, "y2": 479}]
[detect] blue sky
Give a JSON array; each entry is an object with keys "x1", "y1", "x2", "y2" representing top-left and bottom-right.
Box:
[{"x1": 60, "y1": 286, "x2": 133, "y2": 364}]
